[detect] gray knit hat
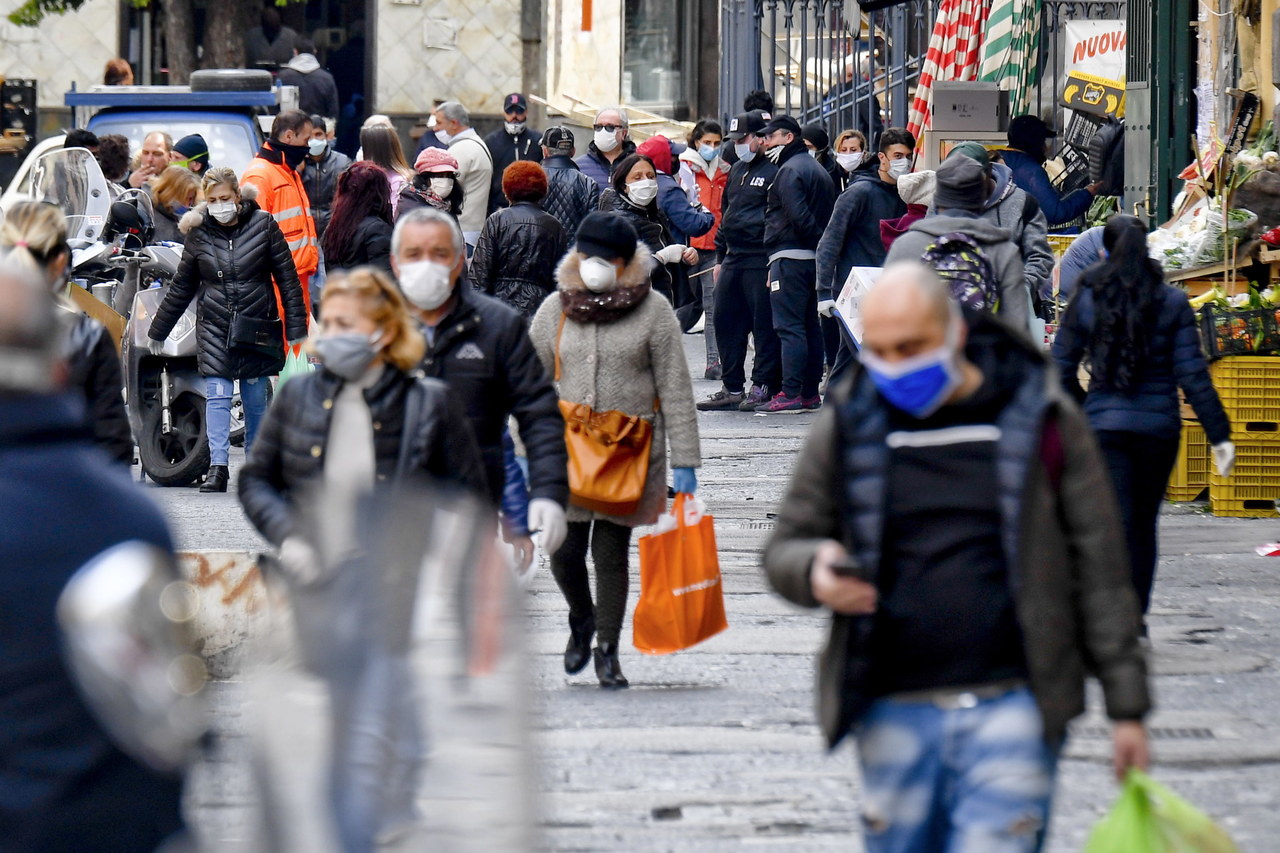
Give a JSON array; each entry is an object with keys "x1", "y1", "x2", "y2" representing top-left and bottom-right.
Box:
[{"x1": 932, "y1": 156, "x2": 987, "y2": 213}]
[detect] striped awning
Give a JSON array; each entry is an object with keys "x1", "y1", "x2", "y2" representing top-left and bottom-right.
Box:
[
  {"x1": 907, "y1": 0, "x2": 992, "y2": 139},
  {"x1": 979, "y1": 0, "x2": 1044, "y2": 114}
]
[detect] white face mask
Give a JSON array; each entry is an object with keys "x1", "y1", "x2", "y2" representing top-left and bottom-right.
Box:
[
  {"x1": 208, "y1": 201, "x2": 237, "y2": 224},
  {"x1": 429, "y1": 177, "x2": 454, "y2": 199},
  {"x1": 399, "y1": 259, "x2": 455, "y2": 310},
  {"x1": 734, "y1": 142, "x2": 756, "y2": 163},
  {"x1": 594, "y1": 128, "x2": 621, "y2": 153},
  {"x1": 504, "y1": 121, "x2": 526, "y2": 136},
  {"x1": 308, "y1": 138, "x2": 328, "y2": 157},
  {"x1": 579, "y1": 256, "x2": 618, "y2": 293},
  {"x1": 435, "y1": 128, "x2": 454, "y2": 146},
  {"x1": 809, "y1": 149, "x2": 820, "y2": 159},
  {"x1": 835, "y1": 151, "x2": 863, "y2": 171},
  {"x1": 886, "y1": 158, "x2": 911, "y2": 180},
  {"x1": 626, "y1": 178, "x2": 658, "y2": 206}
]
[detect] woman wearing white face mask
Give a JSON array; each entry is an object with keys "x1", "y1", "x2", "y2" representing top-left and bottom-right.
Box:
[
  {"x1": 678, "y1": 119, "x2": 731, "y2": 380},
  {"x1": 833, "y1": 129, "x2": 869, "y2": 191},
  {"x1": 148, "y1": 167, "x2": 309, "y2": 492},
  {"x1": 597, "y1": 153, "x2": 693, "y2": 299},
  {"x1": 398, "y1": 146, "x2": 466, "y2": 223},
  {"x1": 239, "y1": 267, "x2": 487, "y2": 849},
  {"x1": 530, "y1": 213, "x2": 701, "y2": 689}
]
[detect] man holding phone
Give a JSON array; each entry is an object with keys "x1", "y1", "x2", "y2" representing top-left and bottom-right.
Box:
[{"x1": 764, "y1": 261, "x2": 1150, "y2": 852}]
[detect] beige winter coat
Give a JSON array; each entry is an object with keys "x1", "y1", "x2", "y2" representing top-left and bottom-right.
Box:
[{"x1": 530, "y1": 248, "x2": 701, "y2": 527}]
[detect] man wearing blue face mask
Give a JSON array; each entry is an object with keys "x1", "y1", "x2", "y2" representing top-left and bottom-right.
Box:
[{"x1": 764, "y1": 261, "x2": 1151, "y2": 853}]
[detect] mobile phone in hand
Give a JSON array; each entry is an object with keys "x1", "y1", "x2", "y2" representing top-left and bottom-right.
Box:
[{"x1": 829, "y1": 557, "x2": 871, "y2": 583}]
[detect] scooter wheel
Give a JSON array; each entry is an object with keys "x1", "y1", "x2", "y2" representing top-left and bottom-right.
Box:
[{"x1": 138, "y1": 394, "x2": 210, "y2": 487}]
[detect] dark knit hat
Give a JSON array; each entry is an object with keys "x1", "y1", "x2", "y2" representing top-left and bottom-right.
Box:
[
  {"x1": 575, "y1": 212, "x2": 638, "y2": 262},
  {"x1": 801, "y1": 123, "x2": 830, "y2": 151},
  {"x1": 502, "y1": 160, "x2": 548, "y2": 203},
  {"x1": 946, "y1": 140, "x2": 991, "y2": 173},
  {"x1": 932, "y1": 156, "x2": 987, "y2": 213},
  {"x1": 173, "y1": 134, "x2": 209, "y2": 170}
]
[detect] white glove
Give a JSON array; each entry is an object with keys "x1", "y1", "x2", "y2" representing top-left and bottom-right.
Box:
[
  {"x1": 528, "y1": 498, "x2": 567, "y2": 556},
  {"x1": 147, "y1": 338, "x2": 165, "y2": 356},
  {"x1": 655, "y1": 244, "x2": 688, "y2": 264},
  {"x1": 1212, "y1": 441, "x2": 1236, "y2": 478},
  {"x1": 817, "y1": 299, "x2": 837, "y2": 318},
  {"x1": 279, "y1": 536, "x2": 322, "y2": 585}
]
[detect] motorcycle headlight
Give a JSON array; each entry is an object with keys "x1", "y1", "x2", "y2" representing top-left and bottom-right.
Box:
[{"x1": 167, "y1": 310, "x2": 196, "y2": 343}]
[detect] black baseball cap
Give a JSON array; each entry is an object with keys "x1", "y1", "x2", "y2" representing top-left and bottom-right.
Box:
[
  {"x1": 1008, "y1": 115, "x2": 1057, "y2": 151},
  {"x1": 541, "y1": 126, "x2": 575, "y2": 153},
  {"x1": 504, "y1": 93, "x2": 528, "y2": 114},
  {"x1": 727, "y1": 110, "x2": 768, "y2": 140},
  {"x1": 759, "y1": 115, "x2": 802, "y2": 138}
]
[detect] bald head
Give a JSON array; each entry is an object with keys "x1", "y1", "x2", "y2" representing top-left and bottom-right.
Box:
[
  {"x1": 860, "y1": 261, "x2": 963, "y2": 363},
  {"x1": 0, "y1": 265, "x2": 61, "y2": 393}
]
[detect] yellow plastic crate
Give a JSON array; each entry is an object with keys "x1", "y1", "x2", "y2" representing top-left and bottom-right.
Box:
[
  {"x1": 1167, "y1": 421, "x2": 1209, "y2": 502},
  {"x1": 1210, "y1": 430, "x2": 1280, "y2": 517},
  {"x1": 1047, "y1": 234, "x2": 1077, "y2": 258},
  {"x1": 1210, "y1": 356, "x2": 1280, "y2": 422}
]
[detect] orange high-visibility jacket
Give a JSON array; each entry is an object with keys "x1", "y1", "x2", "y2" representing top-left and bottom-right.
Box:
[{"x1": 240, "y1": 145, "x2": 319, "y2": 283}]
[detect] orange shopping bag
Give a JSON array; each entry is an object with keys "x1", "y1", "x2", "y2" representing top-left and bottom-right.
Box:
[{"x1": 633, "y1": 493, "x2": 729, "y2": 654}]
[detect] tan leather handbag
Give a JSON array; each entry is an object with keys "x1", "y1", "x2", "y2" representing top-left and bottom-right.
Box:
[{"x1": 555, "y1": 314, "x2": 654, "y2": 515}]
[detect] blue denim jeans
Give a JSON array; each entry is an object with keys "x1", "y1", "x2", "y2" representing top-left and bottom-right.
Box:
[
  {"x1": 205, "y1": 376, "x2": 270, "y2": 466},
  {"x1": 855, "y1": 686, "x2": 1060, "y2": 853}
]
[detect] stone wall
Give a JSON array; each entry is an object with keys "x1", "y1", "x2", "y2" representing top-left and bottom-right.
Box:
[{"x1": 0, "y1": 0, "x2": 118, "y2": 109}]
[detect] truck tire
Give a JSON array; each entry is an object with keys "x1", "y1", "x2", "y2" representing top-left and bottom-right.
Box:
[
  {"x1": 138, "y1": 394, "x2": 210, "y2": 487},
  {"x1": 189, "y1": 69, "x2": 274, "y2": 93}
]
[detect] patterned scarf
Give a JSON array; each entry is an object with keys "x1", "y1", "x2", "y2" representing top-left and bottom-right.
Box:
[{"x1": 558, "y1": 280, "x2": 652, "y2": 324}]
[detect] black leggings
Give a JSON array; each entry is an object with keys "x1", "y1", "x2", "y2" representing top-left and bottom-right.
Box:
[
  {"x1": 550, "y1": 519, "x2": 633, "y2": 646},
  {"x1": 1096, "y1": 429, "x2": 1181, "y2": 614}
]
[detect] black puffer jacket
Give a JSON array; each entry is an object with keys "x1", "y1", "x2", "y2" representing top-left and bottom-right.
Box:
[
  {"x1": 238, "y1": 365, "x2": 489, "y2": 547},
  {"x1": 63, "y1": 312, "x2": 132, "y2": 464},
  {"x1": 149, "y1": 198, "x2": 308, "y2": 379},
  {"x1": 324, "y1": 214, "x2": 393, "y2": 276},
  {"x1": 542, "y1": 155, "x2": 602, "y2": 238},
  {"x1": 469, "y1": 201, "x2": 568, "y2": 320},
  {"x1": 419, "y1": 283, "x2": 567, "y2": 509},
  {"x1": 301, "y1": 148, "x2": 353, "y2": 241},
  {"x1": 598, "y1": 188, "x2": 676, "y2": 297}
]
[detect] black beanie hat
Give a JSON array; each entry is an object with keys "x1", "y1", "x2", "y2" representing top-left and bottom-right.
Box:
[
  {"x1": 575, "y1": 212, "x2": 638, "y2": 262},
  {"x1": 801, "y1": 123, "x2": 830, "y2": 151}
]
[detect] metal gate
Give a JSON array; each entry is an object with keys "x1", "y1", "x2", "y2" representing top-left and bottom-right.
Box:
[{"x1": 720, "y1": 0, "x2": 1128, "y2": 141}]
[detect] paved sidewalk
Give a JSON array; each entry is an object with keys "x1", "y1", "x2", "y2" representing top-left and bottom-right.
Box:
[{"x1": 166, "y1": 335, "x2": 1280, "y2": 851}]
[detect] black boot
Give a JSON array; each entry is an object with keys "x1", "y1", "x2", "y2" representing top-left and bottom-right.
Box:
[
  {"x1": 199, "y1": 465, "x2": 229, "y2": 493},
  {"x1": 593, "y1": 642, "x2": 628, "y2": 689},
  {"x1": 564, "y1": 612, "x2": 595, "y2": 675}
]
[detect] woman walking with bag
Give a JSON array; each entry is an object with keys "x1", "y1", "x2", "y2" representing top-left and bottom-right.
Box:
[
  {"x1": 148, "y1": 167, "x2": 308, "y2": 492},
  {"x1": 239, "y1": 267, "x2": 487, "y2": 849},
  {"x1": 1052, "y1": 214, "x2": 1233, "y2": 623},
  {"x1": 530, "y1": 213, "x2": 701, "y2": 688}
]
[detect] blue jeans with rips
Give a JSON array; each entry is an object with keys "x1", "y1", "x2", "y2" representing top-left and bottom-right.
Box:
[
  {"x1": 854, "y1": 685, "x2": 1061, "y2": 853},
  {"x1": 206, "y1": 376, "x2": 271, "y2": 466}
]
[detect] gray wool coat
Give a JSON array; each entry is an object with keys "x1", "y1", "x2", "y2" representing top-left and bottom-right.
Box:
[{"x1": 530, "y1": 247, "x2": 702, "y2": 527}]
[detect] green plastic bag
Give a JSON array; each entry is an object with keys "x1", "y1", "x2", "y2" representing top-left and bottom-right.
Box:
[
  {"x1": 277, "y1": 346, "x2": 314, "y2": 389},
  {"x1": 1084, "y1": 770, "x2": 1238, "y2": 853}
]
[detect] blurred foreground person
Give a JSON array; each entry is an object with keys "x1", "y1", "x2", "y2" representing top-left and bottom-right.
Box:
[
  {"x1": 764, "y1": 262, "x2": 1150, "y2": 852},
  {"x1": 1, "y1": 201, "x2": 133, "y2": 464},
  {"x1": 0, "y1": 265, "x2": 188, "y2": 850},
  {"x1": 530, "y1": 213, "x2": 700, "y2": 688},
  {"x1": 1052, "y1": 215, "x2": 1233, "y2": 619},
  {"x1": 239, "y1": 267, "x2": 488, "y2": 850}
]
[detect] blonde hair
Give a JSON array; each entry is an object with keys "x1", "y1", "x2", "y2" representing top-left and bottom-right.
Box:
[
  {"x1": 152, "y1": 165, "x2": 201, "y2": 214},
  {"x1": 316, "y1": 267, "x2": 426, "y2": 371},
  {"x1": 0, "y1": 201, "x2": 68, "y2": 280},
  {"x1": 835, "y1": 130, "x2": 866, "y2": 152},
  {"x1": 201, "y1": 166, "x2": 240, "y2": 198}
]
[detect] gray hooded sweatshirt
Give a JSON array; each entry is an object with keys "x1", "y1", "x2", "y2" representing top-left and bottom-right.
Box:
[
  {"x1": 981, "y1": 162, "x2": 1054, "y2": 303},
  {"x1": 884, "y1": 212, "x2": 1031, "y2": 332}
]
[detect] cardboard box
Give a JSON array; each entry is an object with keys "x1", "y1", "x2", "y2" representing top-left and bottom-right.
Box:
[{"x1": 932, "y1": 82, "x2": 1010, "y2": 132}]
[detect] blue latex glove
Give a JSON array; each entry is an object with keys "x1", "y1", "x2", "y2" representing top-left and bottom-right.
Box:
[{"x1": 672, "y1": 467, "x2": 697, "y2": 495}]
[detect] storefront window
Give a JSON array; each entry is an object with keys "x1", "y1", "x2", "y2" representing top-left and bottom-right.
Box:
[{"x1": 624, "y1": 0, "x2": 686, "y2": 107}]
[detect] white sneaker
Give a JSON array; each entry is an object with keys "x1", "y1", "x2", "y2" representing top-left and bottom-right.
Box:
[{"x1": 689, "y1": 312, "x2": 706, "y2": 333}]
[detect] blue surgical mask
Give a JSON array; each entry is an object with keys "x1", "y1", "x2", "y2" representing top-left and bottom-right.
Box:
[
  {"x1": 698, "y1": 144, "x2": 718, "y2": 162},
  {"x1": 734, "y1": 143, "x2": 756, "y2": 163},
  {"x1": 859, "y1": 334, "x2": 962, "y2": 419}
]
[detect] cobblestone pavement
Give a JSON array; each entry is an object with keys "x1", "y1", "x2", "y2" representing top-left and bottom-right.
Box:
[{"x1": 156, "y1": 336, "x2": 1280, "y2": 851}]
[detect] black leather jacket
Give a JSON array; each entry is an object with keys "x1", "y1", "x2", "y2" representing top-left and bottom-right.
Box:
[
  {"x1": 324, "y1": 214, "x2": 393, "y2": 276},
  {"x1": 238, "y1": 366, "x2": 488, "y2": 546},
  {"x1": 301, "y1": 148, "x2": 353, "y2": 241},
  {"x1": 541, "y1": 155, "x2": 601, "y2": 238},
  {"x1": 469, "y1": 201, "x2": 567, "y2": 320},
  {"x1": 64, "y1": 313, "x2": 132, "y2": 464},
  {"x1": 150, "y1": 199, "x2": 308, "y2": 379}
]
